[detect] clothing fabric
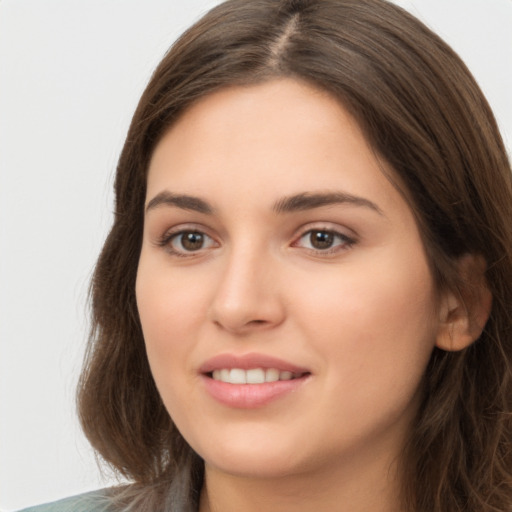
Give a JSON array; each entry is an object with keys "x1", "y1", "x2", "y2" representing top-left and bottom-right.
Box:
[{"x1": 18, "y1": 490, "x2": 110, "y2": 512}]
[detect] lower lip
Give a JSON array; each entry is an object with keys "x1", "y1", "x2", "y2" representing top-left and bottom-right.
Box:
[{"x1": 201, "y1": 375, "x2": 310, "y2": 408}]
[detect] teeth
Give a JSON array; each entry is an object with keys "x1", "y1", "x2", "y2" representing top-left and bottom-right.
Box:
[
  {"x1": 246, "y1": 368, "x2": 265, "y2": 384},
  {"x1": 211, "y1": 368, "x2": 302, "y2": 384},
  {"x1": 230, "y1": 368, "x2": 246, "y2": 384},
  {"x1": 265, "y1": 368, "x2": 279, "y2": 382}
]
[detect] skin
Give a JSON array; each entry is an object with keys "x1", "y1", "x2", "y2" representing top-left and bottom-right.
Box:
[{"x1": 136, "y1": 79, "x2": 451, "y2": 512}]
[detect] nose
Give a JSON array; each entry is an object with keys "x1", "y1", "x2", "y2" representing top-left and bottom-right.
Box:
[{"x1": 208, "y1": 245, "x2": 286, "y2": 335}]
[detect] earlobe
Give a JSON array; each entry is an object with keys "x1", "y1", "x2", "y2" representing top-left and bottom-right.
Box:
[{"x1": 435, "y1": 254, "x2": 493, "y2": 352}]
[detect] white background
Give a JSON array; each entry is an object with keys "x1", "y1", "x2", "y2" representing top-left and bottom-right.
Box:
[{"x1": 0, "y1": 1, "x2": 510, "y2": 510}]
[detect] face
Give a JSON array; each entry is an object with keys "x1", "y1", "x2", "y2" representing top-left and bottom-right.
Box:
[{"x1": 136, "y1": 79, "x2": 442, "y2": 480}]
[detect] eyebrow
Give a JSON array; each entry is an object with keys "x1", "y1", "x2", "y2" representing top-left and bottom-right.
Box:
[
  {"x1": 145, "y1": 190, "x2": 383, "y2": 216},
  {"x1": 146, "y1": 191, "x2": 214, "y2": 214},
  {"x1": 272, "y1": 192, "x2": 384, "y2": 216}
]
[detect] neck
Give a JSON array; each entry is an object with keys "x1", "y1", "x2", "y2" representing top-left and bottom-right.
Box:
[{"x1": 199, "y1": 450, "x2": 404, "y2": 512}]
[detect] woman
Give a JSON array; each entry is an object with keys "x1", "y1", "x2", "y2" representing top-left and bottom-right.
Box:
[{"x1": 22, "y1": 0, "x2": 512, "y2": 511}]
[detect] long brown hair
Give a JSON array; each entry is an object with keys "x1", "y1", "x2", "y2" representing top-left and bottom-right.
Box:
[{"x1": 78, "y1": 1, "x2": 512, "y2": 510}]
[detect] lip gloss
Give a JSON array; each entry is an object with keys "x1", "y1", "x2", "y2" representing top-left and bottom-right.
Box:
[
  {"x1": 201, "y1": 374, "x2": 309, "y2": 408},
  {"x1": 199, "y1": 353, "x2": 311, "y2": 408}
]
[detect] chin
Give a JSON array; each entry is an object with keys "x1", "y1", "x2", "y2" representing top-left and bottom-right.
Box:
[
  {"x1": 193, "y1": 427, "x2": 308, "y2": 478},
  {"x1": 205, "y1": 451, "x2": 302, "y2": 480}
]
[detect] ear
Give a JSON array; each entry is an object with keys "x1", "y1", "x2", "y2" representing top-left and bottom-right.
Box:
[{"x1": 435, "y1": 254, "x2": 493, "y2": 352}]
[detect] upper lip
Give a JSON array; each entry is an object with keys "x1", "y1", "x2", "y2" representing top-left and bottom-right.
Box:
[{"x1": 199, "y1": 353, "x2": 310, "y2": 375}]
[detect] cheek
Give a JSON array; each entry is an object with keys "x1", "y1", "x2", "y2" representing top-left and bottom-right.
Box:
[
  {"x1": 135, "y1": 259, "x2": 206, "y2": 386},
  {"x1": 137, "y1": 255, "x2": 207, "y2": 337},
  {"x1": 135, "y1": 267, "x2": 206, "y2": 436},
  {"x1": 297, "y1": 251, "x2": 435, "y2": 331},
  {"x1": 291, "y1": 250, "x2": 438, "y2": 398}
]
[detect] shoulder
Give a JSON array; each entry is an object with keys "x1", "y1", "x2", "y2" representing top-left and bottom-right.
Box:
[{"x1": 17, "y1": 489, "x2": 112, "y2": 512}]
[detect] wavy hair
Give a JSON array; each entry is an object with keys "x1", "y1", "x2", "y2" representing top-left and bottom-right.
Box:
[{"x1": 78, "y1": 1, "x2": 512, "y2": 510}]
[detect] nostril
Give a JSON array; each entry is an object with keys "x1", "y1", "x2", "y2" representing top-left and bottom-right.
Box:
[
  {"x1": 251, "y1": 320, "x2": 266, "y2": 324},
  {"x1": 245, "y1": 319, "x2": 270, "y2": 328}
]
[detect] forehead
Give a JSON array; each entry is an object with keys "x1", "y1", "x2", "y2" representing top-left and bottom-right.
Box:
[{"x1": 146, "y1": 78, "x2": 407, "y2": 220}]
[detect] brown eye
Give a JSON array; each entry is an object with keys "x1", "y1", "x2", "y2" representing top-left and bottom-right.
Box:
[
  {"x1": 180, "y1": 232, "x2": 204, "y2": 250},
  {"x1": 294, "y1": 228, "x2": 355, "y2": 254},
  {"x1": 169, "y1": 230, "x2": 216, "y2": 253},
  {"x1": 309, "y1": 230, "x2": 334, "y2": 249}
]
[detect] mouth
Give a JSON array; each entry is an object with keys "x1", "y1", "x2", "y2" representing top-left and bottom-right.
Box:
[
  {"x1": 199, "y1": 353, "x2": 311, "y2": 408},
  {"x1": 207, "y1": 368, "x2": 309, "y2": 384}
]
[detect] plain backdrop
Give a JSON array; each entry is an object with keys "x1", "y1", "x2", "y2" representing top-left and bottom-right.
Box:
[{"x1": 0, "y1": 1, "x2": 510, "y2": 510}]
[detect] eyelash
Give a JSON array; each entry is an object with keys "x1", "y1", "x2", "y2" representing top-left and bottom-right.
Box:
[
  {"x1": 293, "y1": 228, "x2": 356, "y2": 255},
  {"x1": 156, "y1": 226, "x2": 356, "y2": 258},
  {"x1": 157, "y1": 228, "x2": 218, "y2": 258}
]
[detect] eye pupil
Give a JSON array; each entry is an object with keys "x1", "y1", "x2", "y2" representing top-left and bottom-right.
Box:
[
  {"x1": 182, "y1": 231, "x2": 204, "y2": 250},
  {"x1": 310, "y1": 230, "x2": 334, "y2": 249}
]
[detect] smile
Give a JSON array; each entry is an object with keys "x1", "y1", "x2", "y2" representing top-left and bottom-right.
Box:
[
  {"x1": 199, "y1": 353, "x2": 311, "y2": 408},
  {"x1": 211, "y1": 368, "x2": 305, "y2": 384}
]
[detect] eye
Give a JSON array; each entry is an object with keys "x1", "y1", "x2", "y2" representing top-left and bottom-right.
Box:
[
  {"x1": 294, "y1": 229, "x2": 355, "y2": 253},
  {"x1": 162, "y1": 230, "x2": 218, "y2": 256}
]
